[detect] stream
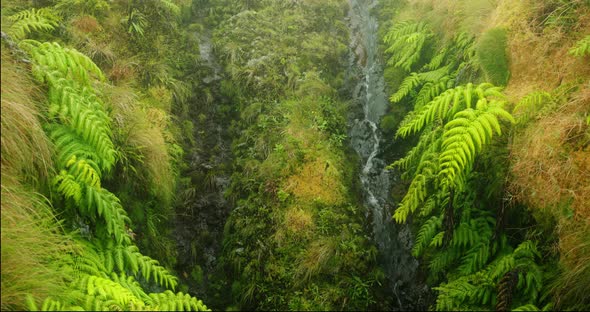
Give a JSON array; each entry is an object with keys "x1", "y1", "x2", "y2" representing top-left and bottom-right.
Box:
[{"x1": 347, "y1": 0, "x2": 426, "y2": 309}]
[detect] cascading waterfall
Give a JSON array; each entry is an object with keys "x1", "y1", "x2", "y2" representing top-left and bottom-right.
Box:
[{"x1": 347, "y1": 0, "x2": 424, "y2": 309}]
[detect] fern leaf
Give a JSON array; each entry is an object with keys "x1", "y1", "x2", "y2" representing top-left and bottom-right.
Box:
[
  {"x1": 569, "y1": 35, "x2": 590, "y2": 57},
  {"x1": 384, "y1": 21, "x2": 433, "y2": 71},
  {"x1": 390, "y1": 73, "x2": 421, "y2": 103},
  {"x1": 513, "y1": 91, "x2": 553, "y2": 123},
  {"x1": 7, "y1": 8, "x2": 59, "y2": 39},
  {"x1": 413, "y1": 215, "x2": 442, "y2": 256}
]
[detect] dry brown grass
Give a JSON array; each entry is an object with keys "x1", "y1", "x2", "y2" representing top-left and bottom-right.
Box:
[
  {"x1": 284, "y1": 206, "x2": 315, "y2": 236},
  {"x1": 509, "y1": 86, "x2": 590, "y2": 308},
  {"x1": 492, "y1": 0, "x2": 590, "y2": 101},
  {"x1": 71, "y1": 15, "x2": 102, "y2": 33},
  {"x1": 1, "y1": 46, "x2": 53, "y2": 186},
  {"x1": 283, "y1": 158, "x2": 346, "y2": 206},
  {"x1": 108, "y1": 60, "x2": 137, "y2": 83},
  {"x1": 1, "y1": 46, "x2": 71, "y2": 310},
  {"x1": 1, "y1": 183, "x2": 73, "y2": 310},
  {"x1": 509, "y1": 87, "x2": 590, "y2": 220},
  {"x1": 295, "y1": 238, "x2": 336, "y2": 283}
]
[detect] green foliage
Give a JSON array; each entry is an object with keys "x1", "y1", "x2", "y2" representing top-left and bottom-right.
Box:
[
  {"x1": 396, "y1": 82, "x2": 506, "y2": 139},
  {"x1": 475, "y1": 28, "x2": 510, "y2": 86},
  {"x1": 7, "y1": 8, "x2": 59, "y2": 40},
  {"x1": 7, "y1": 7, "x2": 207, "y2": 309},
  {"x1": 513, "y1": 91, "x2": 554, "y2": 123},
  {"x1": 569, "y1": 35, "x2": 590, "y2": 57},
  {"x1": 384, "y1": 21, "x2": 433, "y2": 71}
]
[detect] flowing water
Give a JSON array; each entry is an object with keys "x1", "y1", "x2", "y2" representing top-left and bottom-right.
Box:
[{"x1": 347, "y1": 0, "x2": 425, "y2": 309}]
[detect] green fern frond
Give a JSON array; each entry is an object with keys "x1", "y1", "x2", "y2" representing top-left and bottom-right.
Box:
[
  {"x1": 53, "y1": 170, "x2": 83, "y2": 204},
  {"x1": 413, "y1": 215, "x2": 442, "y2": 256},
  {"x1": 430, "y1": 246, "x2": 460, "y2": 273},
  {"x1": 149, "y1": 290, "x2": 211, "y2": 311},
  {"x1": 19, "y1": 40, "x2": 105, "y2": 84},
  {"x1": 435, "y1": 273, "x2": 495, "y2": 311},
  {"x1": 390, "y1": 127, "x2": 441, "y2": 173},
  {"x1": 424, "y1": 48, "x2": 448, "y2": 71},
  {"x1": 84, "y1": 187, "x2": 131, "y2": 244},
  {"x1": 135, "y1": 253, "x2": 178, "y2": 290},
  {"x1": 66, "y1": 156, "x2": 101, "y2": 188},
  {"x1": 76, "y1": 274, "x2": 144, "y2": 310},
  {"x1": 415, "y1": 77, "x2": 452, "y2": 110},
  {"x1": 439, "y1": 103, "x2": 514, "y2": 188},
  {"x1": 7, "y1": 8, "x2": 60, "y2": 40},
  {"x1": 384, "y1": 21, "x2": 433, "y2": 71},
  {"x1": 513, "y1": 91, "x2": 554, "y2": 123},
  {"x1": 513, "y1": 304, "x2": 541, "y2": 311},
  {"x1": 396, "y1": 83, "x2": 506, "y2": 138},
  {"x1": 569, "y1": 35, "x2": 590, "y2": 57},
  {"x1": 390, "y1": 73, "x2": 422, "y2": 103},
  {"x1": 458, "y1": 242, "x2": 490, "y2": 275},
  {"x1": 393, "y1": 174, "x2": 429, "y2": 223},
  {"x1": 158, "y1": 0, "x2": 181, "y2": 16}
]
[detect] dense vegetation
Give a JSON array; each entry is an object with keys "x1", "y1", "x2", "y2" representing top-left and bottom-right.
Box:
[{"x1": 1, "y1": 0, "x2": 589, "y2": 311}]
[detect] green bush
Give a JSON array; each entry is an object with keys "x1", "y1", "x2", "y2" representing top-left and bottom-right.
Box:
[{"x1": 476, "y1": 27, "x2": 510, "y2": 86}]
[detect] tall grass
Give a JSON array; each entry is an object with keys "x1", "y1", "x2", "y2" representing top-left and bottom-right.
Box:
[
  {"x1": 1, "y1": 46, "x2": 72, "y2": 310},
  {"x1": 1, "y1": 48, "x2": 53, "y2": 188}
]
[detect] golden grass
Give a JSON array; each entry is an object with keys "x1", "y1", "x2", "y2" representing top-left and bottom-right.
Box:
[
  {"x1": 1, "y1": 183, "x2": 74, "y2": 310},
  {"x1": 1, "y1": 47, "x2": 53, "y2": 187},
  {"x1": 401, "y1": 0, "x2": 496, "y2": 41},
  {"x1": 295, "y1": 238, "x2": 336, "y2": 283},
  {"x1": 71, "y1": 15, "x2": 102, "y2": 33},
  {"x1": 102, "y1": 83, "x2": 175, "y2": 204},
  {"x1": 283, "y1": 158, "x2": 346, "y2": 206},
  {"x1": 509, "y1": 87, "x2": 590, "y2": 220},
  {"x1": 493, "y1": 0, "x2": 590, "y2": 101},
  {"x1": 284, "y1": 206, "x2": 315, "y2": 236},
  {"x1": 551, "y1": 219, "x2": 590, "y2": 309},
  {"x1": 509, "y1": 86, "x2": 590, "y2": 308}
]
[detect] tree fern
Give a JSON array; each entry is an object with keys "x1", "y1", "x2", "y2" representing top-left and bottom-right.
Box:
[
  {"x1": 149, "y1": 291, "x2": 210, "y2": 311},
  {"x1": 384, "y1": 21, "x2": 433, "y2": 71},
  {"x1": 413, "y1": 214, "x2": 442, "y2": 256},
  {"x1": 439, "y1": 103, "x2": 514, "y2": 188},
  {"x1": 11, "y1": 10, "x2": 210, "y2": 311},
  {"x1": 396, "y1": 83, "x2": 505, "y2": 138},
  {"x1": 19, "y1": 40, "x2": 105, "y2": 84},
  {"x1": 7, "y1": 8, "x2": 59, "y2": 40}
]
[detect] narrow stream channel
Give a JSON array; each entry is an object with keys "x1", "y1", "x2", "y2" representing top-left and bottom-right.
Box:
[{"x1": 347, "y1": 0, "x2": 426, "y2": 309}]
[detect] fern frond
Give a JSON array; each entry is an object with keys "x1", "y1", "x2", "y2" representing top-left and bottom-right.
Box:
[
  {"x1": 513, "y1": 91, "x2": 553, "y2": 123},
  {"x1": 439, "y1": 103, "x2": 514, "y2": 188},
  {"x1": 158, "y1": 0, "x2": 181, "y2": 16},
  {"x1": 393, "y1": 174, "x2": 429, "y2": 223},
  {"x1": 85, "y1": 187, "x2": 131, "y2": 244},
  {"x1": 396, "y1": 83, "x2": 505, "y2": 138},
  {"x1": 384, "y1": 21, "x2": 433, "y2": 71},
  {"x1": 513, "y1": 304, "x2": 541, "y2": 311},
  {"x1": 424, "y1": 48, "x2": 448, "y2": 71},
  {"x1": 53, "y1": 170, "x2": 83, "y2": 204},
  {"x1": 390, "y1": 73, "x2": 421, "y2": 103},
  {"x1": 19, "y1": 40, "x2": 105, "y2": 84},
  {"x1": 76, "y1": 274, "x2": 144, "y2": 310},
  {"x1": 149, "y1": 290, "x2": 211, "y2": 311},
  {"x1": 430, "y1": 246, "x2": 460, "y2": 273},
  {"x1": 569, "y1": 35, "x2": 590, "y2": 57},
  {"x1": 66, "y1": 156, "x2": 101, "y2": 188},
  {"x1": 7, "y1": 8, "x2": 59, "y2": 40},
  {"x1": 413, "y1": 215, "x2": 442, "y2": 256},
  {"x1": 135, "y1": 253, "x2": 178, "y2": 290},
  {"x1": 414, "y1": 77, "x2": 452, "y2": 110},
  {"x1": 390, "y1": 127, "x2": 441, "y2": 173}
]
